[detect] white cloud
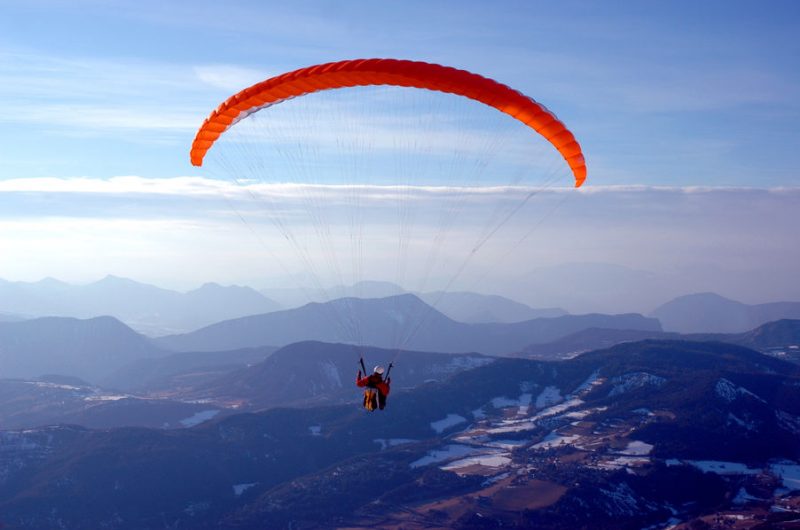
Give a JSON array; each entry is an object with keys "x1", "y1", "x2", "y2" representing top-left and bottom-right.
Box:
[
  {"x1": 5, "y1": 176, "x2": 796, "y2": 199},
  {"x1": 0, "y1": 176, "x2": 227, "y2": 196},
  {"x1": 0, "y1": 175, "x2": 570, "y2": 200}
]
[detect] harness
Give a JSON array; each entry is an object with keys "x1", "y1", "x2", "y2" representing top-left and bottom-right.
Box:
[{"x1": 359, "y1": 357, "x2": 393, "y2": 411}]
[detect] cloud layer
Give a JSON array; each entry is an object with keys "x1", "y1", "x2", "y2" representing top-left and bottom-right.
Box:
[{"x1": 1, "y1": 176, "x2": 797, "y2": 312}]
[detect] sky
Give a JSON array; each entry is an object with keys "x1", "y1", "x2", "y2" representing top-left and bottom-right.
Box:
[{"x1": 0, "y1": 0, "x2": 798, "y2": 313}]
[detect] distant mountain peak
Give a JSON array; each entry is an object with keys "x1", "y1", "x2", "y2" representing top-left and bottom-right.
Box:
[
  {"x1": 37, "y1": 276, "x2": 70, "y2": 287},
  {"x1": 0, "y1": 315, "x2": 165, "y2": 382},
  {"x1": 155, "y1": 294, "x2": 659, "y2": 355},
  {"x1": 324, "y1": 292, "x2": 425, "y2": 305},
  {"x1": 97, "y1": 274, "x2": 132, "y2": 283},
  {"x1": 193, "y1": 282, "x2": 237, "y2": 293},
  {"x1": 652, "y1": 293, "x2": 800, "y2": 333},
  {"x1": 668, "y1": 292, "x2": 739, "y2": 304},
  {"x1": 89, "y1": 274, "x2": 158, "y2": 289}
]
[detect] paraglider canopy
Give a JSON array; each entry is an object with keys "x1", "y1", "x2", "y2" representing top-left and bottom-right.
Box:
[{"x1": 190, "y1": 58, "x2": 586, "y2": 187}]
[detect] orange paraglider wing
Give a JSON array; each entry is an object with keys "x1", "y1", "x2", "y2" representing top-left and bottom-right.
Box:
[{"x1": 190, "y1": 58, "x2": 586, "y2": 187}]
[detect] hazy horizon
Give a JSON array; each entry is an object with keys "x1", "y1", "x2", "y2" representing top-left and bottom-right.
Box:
[
  {"x1": 2, "y1": 181, "x2": 797, "y2": 314},
  {"x1": 2, "y1": 254, "x2": 797, "y2": 317},
  {"x1": 2, "y1": 1, "x2": 798, "y2": 314}
]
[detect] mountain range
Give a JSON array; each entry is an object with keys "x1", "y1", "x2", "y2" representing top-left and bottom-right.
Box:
[
  {"x1": 7, "y1": 318, "x2": 797, "y2": 433},
  {"x1": 263, "y1": 280, "x2": 567, "y2": 323},
  {"x1": 5, "y1": 275, "x2": 800, "y2": 338},
  {"x1": 2, "y1": 291, "x2": 797, "y2": 436},
  {"x1": 0, "y1": 339, "x2": 797, "y2": 528},
  {"x1": 154, "y1": 294, "x2": 661, "y2": 354},
  {"x1": 0, "y1": 275, "x2": 282, "y2": 335},
  {"x1": 1, "y1": 276, "x2": 567, "y2": 335},
  {"x1": 0, "y1": 294, "x2": 659, "y2": 413},
  {"x1": 519, "y1": 319, "x2": 800, "y2": 362},
  {"x1": 419, "y1": 290, "x2": 566, "y2": 323}
]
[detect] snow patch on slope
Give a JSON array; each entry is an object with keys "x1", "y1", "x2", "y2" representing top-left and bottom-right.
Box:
[
  {"x1": 374, "y1": 438, "x2": 416, "y2": 450},
  {"x1": 517, "y1": 393, "x2": 532, "y2": 415},
  {"x1": 727, "y1": 413, "x2": 757, "y2": 431},
  {"x1": 573, "y1": 370, "x2": 603, "y2": 396},
  {"x1": 618, "y1": 441, "x2": 653, "y2": 456},
  {"x1": 535, "y1": 386, "x2": 562, "y2": 408},
  {"x1": 490, "y1": 396, "x2": 519, "y2": 408},
  {"x1": 84, "y1": 393, "x2": 130, "y2": 402},
  {"x1": 233, "y1": 483, "x2": 256, "y2": 496},
  {"x1": 732, "y1": 487, "x2": 765, "y2": 505},
  {"x1": 441, "y1": 452, "x2": 511, "y2": 471},
  {"x1": 180, "y1": 409, "x2": 219, "y2": 427},
  {"x1": 771, "y1": 462, "x2": 800, "y2": 491},
  {"x1": 318, "y1": 361, "x2": 342, "y2": 388},
  {"x1": 715, "y1": 378, "x2": 765, "y2": 403},
  {"x1": 775, "y1": 410, "x2": 800, "y2": 434},
  {"x1": 446, "y1": 356, "x2": 495, "y2": 371},
  {"x1": 595, "y1": 456, "x2": 651, "y2": 471},
  {"x1": 678, "y1": 460, "x2": 761, "y2": 475},
  {"x1": 410, "y1": 444, "x2": 476, "y2": 468},
  {"x1": 430, "y1": 414, "x2": 466, "y2": 434},
  {"x1": 533, "y1": 431, "x2": 579, "y2": 450},
  {"x1": 598, "y1": 482, "x2": 643, "y2": 517},
  {"x1": 608, "y1": 373, "x2": 665, "y2": 396}
]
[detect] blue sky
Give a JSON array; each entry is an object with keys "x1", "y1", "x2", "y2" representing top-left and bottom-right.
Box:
[
  {"x1": 0, "y1": 0, "x2": 798, "y2": 311},
  {"x1": 2, "y1": 0, "x2": 798, "y2": 184}
]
